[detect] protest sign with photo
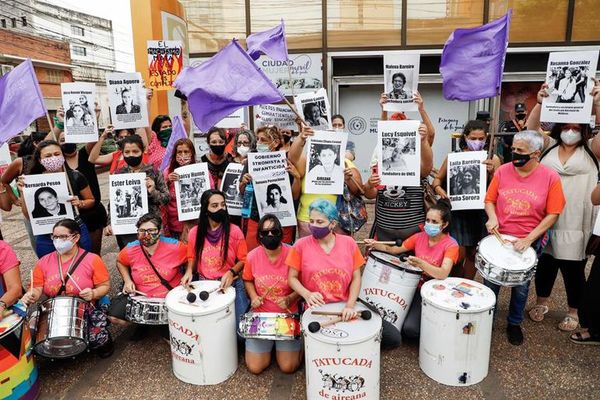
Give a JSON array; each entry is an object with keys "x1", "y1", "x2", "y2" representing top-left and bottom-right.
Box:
[
  {"x1": 109, "y1": 173, "x2": 148, "y2": 234},
  {"x1": 447, "y1": 151, "x2": 487, "y2": 210},
  {"x1": 377, "y1": 120, "x2": 421, "y2": 186},
  {"x1": 305, "y1": 130, "x2": 348, "y2": 195},
  {"x1": 23, "y1": 172, "x2": 74, "y2": 235},
  {"x1": 383, "y1": 53, "x2": 420, "y2": 112},
  {"x1": 147, "y1": 40, "x2": 183, "y2": 91},
  {"x1": 255, "y1": 104, "x2": 297, "y2": 130},
  {"x1": 192, "y1": 135, "x2": 209, "y2": 161},
  {"x1": 248, "y1": 151, "x2": 297, "y2": 227},
  {"x1": 256, "y1": 53, "x2": 323, "y2": 96},
  {"x1": 61, "y1": 82, "x2": 98, "y2": 143},
  {"x1": 215, "y1": 108, "x2": 247, "y2": 129},
  {"x1": 220, "y1": 163, "x2": 244, "y2": 216},
  {"x1": 541, "y1": 51, "x2": 599, "y2": 123},
  {"x1": 106, "y1": 72, "x2": 148, "y2": 129},
  {"x1": 294, "y1": 88, "x2": 332, "y2": 131},
  {"x1": 174, "y1": 162, "x2": 210, "y2": 221}
]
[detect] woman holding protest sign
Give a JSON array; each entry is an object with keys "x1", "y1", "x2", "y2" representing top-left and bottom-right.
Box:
[
  {"x1": 239, "y1": 125, "x2": 300, "y2": 250},
  {"x1": 232, "y1": 130, "x2": 256, "y2": 164},
  {"x1": 104, "y1": 135, "x2": 170, "y2": 249},
  {"x1": 16, "y1": 140, "x2": 95, "y2": 258},
  {"x1": 88, "y1": 126, "x2": 149, "y2": 174},
  {"x1": 431, "y1": 120, "x2": 501, "y2": 279},
  {"x1": 202, "y1": 127, "x2": 233, "y2": 189},
  {"x1": 164, "y1": 138, "x2": 204, "y2": 242}
]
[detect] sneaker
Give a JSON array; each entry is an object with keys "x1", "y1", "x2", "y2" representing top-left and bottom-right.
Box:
[
  {"x1": 129, "y1": 325, "x2": 148, "y2": 341},
  {"x1": 506, "y1": 324, "x2": 524, "y2": 346}
]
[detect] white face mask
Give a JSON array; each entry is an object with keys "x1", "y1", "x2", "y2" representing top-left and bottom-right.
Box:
[
  {"x1": 53, "y1": 238, "x2": 74, "y2": 255},
  {"x1": 237, "y1": 146, "x2": 250, "y2": 157},
  {"x1": 560, "y1": 129, "x2": 581, "y2": 145}
]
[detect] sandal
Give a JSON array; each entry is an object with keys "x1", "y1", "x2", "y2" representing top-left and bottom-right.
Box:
[
  {"x1": 558, "y1": 315, "x2": 579, "y2": 332},
  {"x1": 528, "y1": 304, "x2": 549, "y2": 322},
  {"x1": 570, "y1": 331, "x2": 600, "y2": 345}
]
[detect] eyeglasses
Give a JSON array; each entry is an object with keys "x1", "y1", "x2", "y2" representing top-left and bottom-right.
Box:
[
  {"x1": 137, "y1": 228, "x2": 159, "y2": 235},
  {"x1": 259, "y1": 228, "x2": 282, "y2": 237},
  {"x1": 51, "y1": 234, "x2": 74, "y2": 241},
  {"x1": 237, "y1": 140, "x2": 250, "y2": 146}
]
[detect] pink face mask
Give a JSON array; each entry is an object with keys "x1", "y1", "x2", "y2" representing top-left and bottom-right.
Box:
[
  {"x1": 466, "y1": 139, "x2": 486, "y2": 151},
  {"x1": 40, "y1": 155, "x2": 65, "y2": 172},
  {"x1": 176, "y1": 155, "x2": 192, "y2": 166}
]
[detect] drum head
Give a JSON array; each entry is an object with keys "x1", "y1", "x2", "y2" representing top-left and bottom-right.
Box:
[
  {"x1": 421, "y1": 278, "x2": 496, "y2": 313},
  {"x1": 370, "y1": 251, "x2": 422, "y2": 274},
  {"x1": 478, "y1": 235, "x2": 537, "y2": 271},
  {"x1": 165, "y1": 280, "x2": 235, "y2": 316},
  {"x1": 35, "y1": 337, "x2": 87, "y2": 359},
  {"x1": 301, "y1": 302, "x2": 382, "y2": 345}
]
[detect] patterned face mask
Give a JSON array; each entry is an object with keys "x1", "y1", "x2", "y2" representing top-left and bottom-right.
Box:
[{"x1": 40, "y1": 155, "x2": 65, "y2": 172}]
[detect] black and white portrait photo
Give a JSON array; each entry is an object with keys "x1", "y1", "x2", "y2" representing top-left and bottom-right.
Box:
[
  {"x1": 302, "y1": 101, "x2": 329, "y2": 129},
  {"x1": 383, "y1": 53, "x2": 420, "y2": 112},
  {"x1": 31, "y1": 186, "x2": 67, "y2": 218},
  {"x1": 304, "y1": 131, "x2": 348, "y2": 195},
  {"x1": 294, "y1": 88, "x2": 332, "y2": 131},
  {"x1": 381, "y1": 137, "x2": 416, "y2": 172},
  {"x1": 220, "y1": 163, "x2": 244, "y2": 216},
  {"x1": 541, "y1": 51, "x2": 598, "y2": 124},
  {"x1": 449, "y1": 165, "x2": 480, "y2": 196},
  {"x1": 174, "y1": 163, "x2": 210, "y2": 221},
  {"x1": 61, "y1": 82, "x2": 98, "y2": 143},
  {"x1": 109, "y1": 173, "x2": 149, "y2": 234},
  {"x1": 23, "y1": 173, "x2": 75, "y2": 235},
  {"x1": 263, "y1": 183, "x2": 288, "y2": 212},
  {"x1": 114, "y1": 186, "x2": 144, "y2": 218},
  {"x1": 106, "y1": 72, "x2": 149, "y2": 130},
  {"x1": 179, "y1": 177, "x2": 206, "y2": 208},
  {"x1": 115, "y1": 86, "x2": 141, "y2": 114}
]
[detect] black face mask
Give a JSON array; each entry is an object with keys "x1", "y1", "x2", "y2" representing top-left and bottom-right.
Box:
[
  {"x1": 61, "y1": 143, "x2": 77, "y2": 155},
  {"x1": 259, "y1": 234, "x2": 282, "y2": 250},
  {"x1": 208, "y1": 208, "x2": 228, "y2": 223},
  {"x1": 210, "y1": 144, "x2": 225, "y2": 156},
  {"x1": 124, "y1": 155, "x2": 143, "y2": 167},
  {"x1": 282, "y1": 135, "x2": 292, "y2": 144},
  {"x1": 516, "y1": 113, "x2": 526, "y2": 120},
  {"x1": 512, "y1": 152, "x2": 532, "y2": 167}
]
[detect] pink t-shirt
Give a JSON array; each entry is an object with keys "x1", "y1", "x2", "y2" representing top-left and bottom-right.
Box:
[
  {"x1": 187, "y1": 224, "x2": 248, "y2": 279},
  {"x1": 147, "y1": 132, "x2": 167, "y2": 171},
  {"x1": 402, "y1": 231, "x2": 459, "y2": 268},
  {"x1": 485, "y1": 163, "x2": 566, "y2": 238},
  {"x1": 286, "y1": 235, "x2": 364, "y2": 303},
  {"x1": 242, "y1": 245, "x2": 298, "y2": 313},
  {"x1": 164, "y1": 170, "x2": 183, "y2": 234},
  {"x1": 0, "y1": 240, "x2": 20, "y2": 293},
  {"x1": 33, "y1": 250, "x2": 110, "y2": 297},
  {"x1": 117, "y1": 237, "x2": 186, "y2": 298}
]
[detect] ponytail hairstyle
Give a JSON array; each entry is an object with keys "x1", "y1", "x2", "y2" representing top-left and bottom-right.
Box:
[{"x1": 428, "y1": 198, "x2": 452, "y2": 232}]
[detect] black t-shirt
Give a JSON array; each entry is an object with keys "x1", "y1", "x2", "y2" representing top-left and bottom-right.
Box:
[
  {"x1": 74, "y1": 147, "x2": 101, "y2": 205},
  {"x1": 201, "y1": 153, "x2": 232, "y2": 185}
]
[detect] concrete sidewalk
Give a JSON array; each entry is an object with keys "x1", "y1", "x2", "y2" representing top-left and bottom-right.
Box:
[{"x1": 2, "y1": 171, "x2": 598, "y2": 400}]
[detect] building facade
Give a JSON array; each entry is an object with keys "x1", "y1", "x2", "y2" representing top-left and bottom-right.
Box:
[
  {"x1": 1, "y1": 0, "x2": 117, "y2": 127},
  {"x1": 181, "y1": 0, "x2": 600, "y2": 176}
]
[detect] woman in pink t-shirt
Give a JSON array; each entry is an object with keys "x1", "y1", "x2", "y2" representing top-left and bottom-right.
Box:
[
  {"x1": 366, "y1": 199, "x2": 458, "y2": 342},
  {"x1": 287, "y1": 199, "x2": 364, "y2": 322},
  {"x1": 243, "y1": 214, "x2": 301, "y2": 374},
  {"x1": 0, "y1": 240, "x2": 23, "y2": 321},
  {"x1": 183, "y1": 189, "x2": 249, "y2": 329},
  {"x1": 21, "y1": 219, "x2": 113, "y2": 357}
]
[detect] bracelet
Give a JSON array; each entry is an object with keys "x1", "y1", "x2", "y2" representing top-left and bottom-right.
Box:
[
  {"x1": 0, "y1": 300, "x2": 7, "y2": 309},
  {"x1": 0, "y1": 184, "x2": 6, "y2": 194},
  {"x1": 229, "y1": 268, "x2": 238, "y2": 277},
  {"x1": 53, "y1": 116, "x2": 64, "y2": 130}
]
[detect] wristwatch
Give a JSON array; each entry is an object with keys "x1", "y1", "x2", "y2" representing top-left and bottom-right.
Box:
[
  {"x1": 229, "y1": 268, "x2": 239, "y2": 277},
  {"x1": 0, "y1": 300, "x2": 7, "y2": 310}
]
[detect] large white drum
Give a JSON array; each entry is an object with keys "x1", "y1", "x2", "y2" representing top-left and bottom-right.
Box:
[
  {"x1": 419, "y1": 278, "x2": 496, "y2": 386},
  {"x1": 302, "y1": 302, "x2": 382, "y2": 400},
  {"x1": 359, "y1": 251, "x2": 422, "y2": 333},
  {"x1": 165, "y1": 280, "x2": 237, "y2": 385}
]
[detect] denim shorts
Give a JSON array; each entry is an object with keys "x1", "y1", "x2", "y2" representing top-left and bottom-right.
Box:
[{"x1": 245, "y1": 338, "x2": 302, "y2": 353}]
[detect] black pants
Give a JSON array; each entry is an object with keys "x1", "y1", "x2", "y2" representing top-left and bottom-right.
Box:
[
  {"x1": 579, "y1": 256, "x2": 600, "y2": 336},
  {"x1": 534, "y1": 254, "x2": 586, "y2": 309},
  {"x1": 401, "y1": 291, "x2": 422, "y2": 340}
]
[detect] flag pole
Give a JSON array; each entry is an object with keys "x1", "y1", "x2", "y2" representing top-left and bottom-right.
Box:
[
  {"x1": 45, "y1": 111, "x2": 78, "y2": 211},
  {"x1": 282, "y1": 97, "x2": 307, "y2": 127},
  {"x1": 487, "y1": 91, "x2": 502, "y2": 160}
]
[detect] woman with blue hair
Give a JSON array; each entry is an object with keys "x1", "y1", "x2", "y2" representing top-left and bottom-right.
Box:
[{"x1": 287, "y1": 199, "x2": 363, "y2": 321}]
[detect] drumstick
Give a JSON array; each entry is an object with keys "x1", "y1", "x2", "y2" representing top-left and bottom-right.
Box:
[
  {"x1": 183, "y1": 284, "x2": 197, "y2": 303},
  {"x1": 30, "y1": 269, "x2": 33, "y2": 292},
  {"x1": 491, "y1": 228, "x2": 507, "y2": 245},
  {"x1": 67, "y1": 272, "x2": 83, "y2": 292},
  {"x1": 308, "y1": 311, "x2": 372, "y2": 333},
  {"x1": 134, "y1": 289, "x2": 149, "y2": 297},
  {"x1": 356, "y1": 239, "x2": 404, "y2": 246},
  {"x1": 199, "y1": 286, "x2": 221, "y2": 301},
  {"x1": 312, "y1": 310, "x2": 372, "y2": 319},
  {"x1": 259, "y1": 278, "x2": 282, "y2": 301}
]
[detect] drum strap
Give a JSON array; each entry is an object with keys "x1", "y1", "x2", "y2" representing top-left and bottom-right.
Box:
[
  {"x1": 140, "y1": 247, "x2": 173, "y2": 291},
  {"x1": 57, "y1": 250, "x2": 89, "y2": 295}
]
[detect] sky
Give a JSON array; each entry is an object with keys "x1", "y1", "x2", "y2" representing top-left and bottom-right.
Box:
[{"x1": 44, "y1": 0, "x2": 136, "y2": 72}]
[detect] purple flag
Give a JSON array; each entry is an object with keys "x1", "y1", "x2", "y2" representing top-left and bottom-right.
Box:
[
  {"x1": 246, "y1": 20, "x2": 289, "y2": 61},
  {"x1": 174, "y1": 40, "x2": 284, "y2": 132},
  {"x1": 440, "y1": 10, "x2": 512, "y2": 101},
  {"x1": 0, "y1": 59, "x2": 47, "y2": 145},
  {"x1": 159, "y1": 115, "x2": 187, "y2": 172}
]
